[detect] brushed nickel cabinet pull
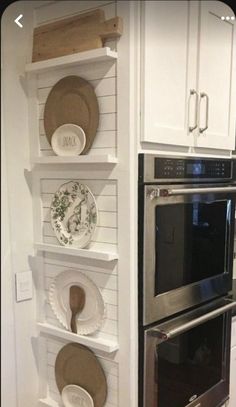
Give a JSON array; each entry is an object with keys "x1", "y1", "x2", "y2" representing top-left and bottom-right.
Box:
[
  {"x1": 189, "y1": 89, "x2": 199, "y2": 132},
  {"x1": 199, "y1": 92, "x2": 209, "y2": 133}
]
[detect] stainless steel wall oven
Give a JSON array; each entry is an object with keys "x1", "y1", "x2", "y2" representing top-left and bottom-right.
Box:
[
  {"x1": 138, "y1": 154, "x2": 236, "y2": 407},
  {"x1": 143, "y1": 298, "x2": 235, "y2": 407},
  {"x1": 139, "y1": 154, "x2": 236, "y2": 325}
]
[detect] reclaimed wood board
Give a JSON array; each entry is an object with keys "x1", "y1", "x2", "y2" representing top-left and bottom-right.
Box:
[{"x1": 32, "y1": 9, "x2": 123, "y2": 62}]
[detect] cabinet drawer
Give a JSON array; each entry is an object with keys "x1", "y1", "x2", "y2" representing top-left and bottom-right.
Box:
[{"x1": 231, "y1": 317, "x2": 236, "y2": 348}]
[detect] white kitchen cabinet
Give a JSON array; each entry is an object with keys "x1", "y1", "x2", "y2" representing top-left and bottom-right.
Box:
[
  {"x1": 141, "y1": 1, "x2": 198, "y2": 147},
  {"x1": 229, "y1": 317, "x2": 236, "y2": 407},
  {"x1": 231, "y1": 316, "x2": 236, "y2": 347},
  {"x1": 229, "y1": 347, "x2": 236, "y2": 407},
  {"x1": 196, "y1": 1, "x2": 236, "y2": 150},
  {"x1": 141, "y1": 0, "x2": 236, "y2": 151}
]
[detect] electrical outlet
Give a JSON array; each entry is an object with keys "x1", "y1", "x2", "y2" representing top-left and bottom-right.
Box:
[{"x1": 15, "y1": 270, "x2": 33, "y2": 302}]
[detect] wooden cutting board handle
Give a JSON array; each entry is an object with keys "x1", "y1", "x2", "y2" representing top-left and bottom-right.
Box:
[{"x1": 99, "y1": 17, "x2": 123, "y2": 40}]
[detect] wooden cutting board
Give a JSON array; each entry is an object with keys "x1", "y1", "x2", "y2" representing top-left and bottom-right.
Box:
[
  {"x1": 44, "y1": 75, "x2": 99, "y2": 154},
  {"x1": 32, "y1": 9, "x2": 123, "y2": 62},
  {"x1": 55, "y1": 343, "x2": 107, "y2": 407}
]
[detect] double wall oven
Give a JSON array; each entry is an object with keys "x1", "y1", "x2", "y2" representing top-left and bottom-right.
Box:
[{"x1": 138, "y1": 154, "x2": 236, "y2": 407}]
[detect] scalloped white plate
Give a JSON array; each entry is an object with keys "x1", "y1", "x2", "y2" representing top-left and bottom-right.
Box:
[
  {"x1": 62, "y1": 384, "x2": 94, "y2": 407},
  {"x1": 49, "y1": 270, "x2": 105, "y2": 335},
  {"x1": 51, "y1": 124, "x2": 86, "y2": 156}
]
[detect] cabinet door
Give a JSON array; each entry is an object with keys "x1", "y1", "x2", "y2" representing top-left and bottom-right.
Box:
[
  {"x1": 196, "y1": 1, "x2": 236, "y2": 150},
  {"x1": 229, "y1": 346, "x2": 236, "y2": 407},
  {"x1": 232, "y1": 317, "x2": 236, "y2": 348},
  {"x1": 141, "y1": 1, "x2": 198, "y2": 147}
]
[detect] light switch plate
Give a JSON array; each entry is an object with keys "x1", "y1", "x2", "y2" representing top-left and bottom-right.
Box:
[{"x1": 15, "y1": 270, "x2": 33, "y2": 302}]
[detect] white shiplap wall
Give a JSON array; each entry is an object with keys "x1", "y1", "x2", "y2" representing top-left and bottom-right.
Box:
[{"x1": 31, "y1": 1, "x2": 123, "y2": 406}]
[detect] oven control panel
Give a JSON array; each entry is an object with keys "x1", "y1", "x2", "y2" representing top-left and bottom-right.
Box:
[{"x1": 153, "y1": 157, "x2": 232, "y2": 180}]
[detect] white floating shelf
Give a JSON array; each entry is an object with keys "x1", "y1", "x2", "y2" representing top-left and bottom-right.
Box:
[
  {"x1": 35, "y1": 242, "x2": 118, "y2": 261},
  {"x1": 38, "y1": 322, "x2": 119, "y2": 353},
  {"x1": 26, "y1": 47, "x2": 117, "y2": 74},
  {"x1": 33, "y1": 154, "x2": 118, "y2": 165},
  {"x1": 38, "y1": 398, "x2": 58, "y2": 407}
]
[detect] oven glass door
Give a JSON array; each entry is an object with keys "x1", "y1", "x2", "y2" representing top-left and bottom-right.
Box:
[
  {"x1": 155, "y1": 199, "x2": 229, "y2": 295},
  {"x1": 143, "y1": 185, "x2": 235, "y2": 324},
  {"x1": 157, "y1": 315, "x2": 224, "y2": 407},
  {"x1": 143, "y1": 299, "x2": 234, "y2": 407}
]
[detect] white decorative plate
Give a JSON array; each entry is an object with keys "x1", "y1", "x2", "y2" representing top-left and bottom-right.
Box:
[
  {"x1": 50, "y1": 181, "x2": 98, "y2": 248},
  {"x1": 62, "y1": 384, "x2": 94, "y2": 407},
  {"x1": 49, "y1": 270, "x2": 105, "y2": 335},
  {"x1": 51, "y1": 124, "x2": 86, "y2": 156}
]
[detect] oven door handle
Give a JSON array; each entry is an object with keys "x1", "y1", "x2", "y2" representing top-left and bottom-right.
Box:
[
  {"x1": 149, "y1": 186, "x2": 236, "y2": 199},
  {"x1": 149, "y1": 299, "x2": 236, "y2": 343}
]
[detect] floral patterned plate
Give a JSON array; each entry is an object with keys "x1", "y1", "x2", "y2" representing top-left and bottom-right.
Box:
[
  {"x1": 50, "y1": 181, "x2": 98, "y2": 248},
  {"x1": 49, "y1": 270, "x2": 105, "y2": 335}
]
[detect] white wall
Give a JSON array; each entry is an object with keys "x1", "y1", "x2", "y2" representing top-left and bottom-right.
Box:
[
  {"x1": 1, "y1": 2, "x2": 38, "y2": 406},
  {"x1": 2, "y1": 1, "x2": 138, "y2": 407},
  {"x1": 1, "y1": 119, "x2": 17, "y2": 407}
]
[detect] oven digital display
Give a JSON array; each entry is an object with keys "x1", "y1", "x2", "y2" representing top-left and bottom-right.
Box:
[
  {"x1": 152, "y1": 156, "x2": 231, "y2": 180},
  {"x1": 187, "y1": 163, "x2": 206, "y2": 176}
]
